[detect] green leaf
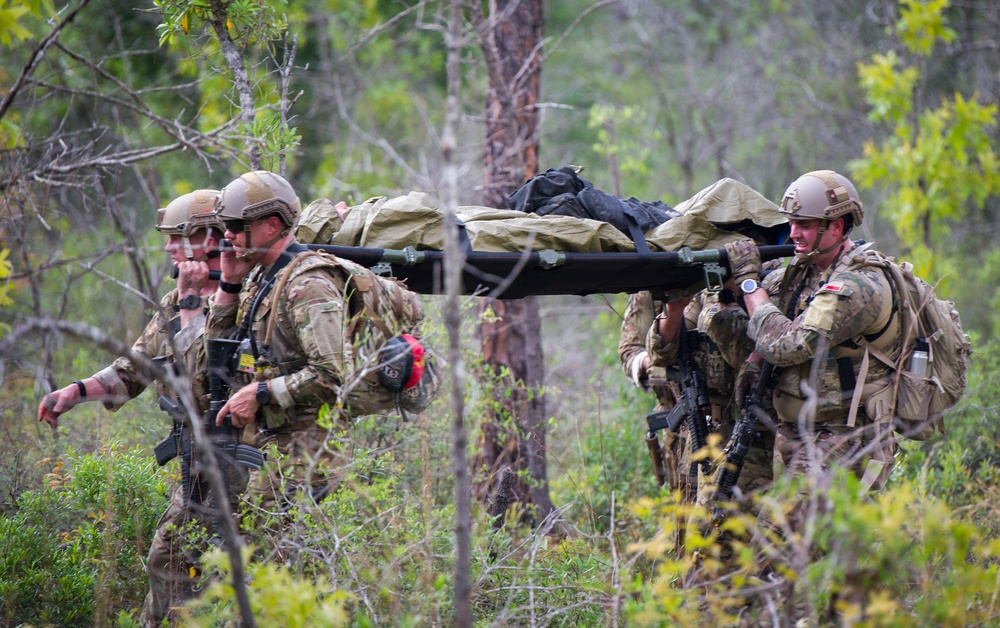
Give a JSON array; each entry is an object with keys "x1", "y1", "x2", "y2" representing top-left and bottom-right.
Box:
[{"x1": 0, "y1": 2, "x2": 32, "y2": 46}]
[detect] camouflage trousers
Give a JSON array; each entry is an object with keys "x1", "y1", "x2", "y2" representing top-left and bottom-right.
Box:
[
  {"x1": 139, "y1": 462, "x2": 248, "y2": 628},
  {"x1": 241, "y1": 421, "x2": 347, "y2": 563},
  {"x1": 248, "y1": 421, "x2": 348, "y2": 509},
  {"x1": 773, "y1": 420, "x2": 893, "y2": 491}
]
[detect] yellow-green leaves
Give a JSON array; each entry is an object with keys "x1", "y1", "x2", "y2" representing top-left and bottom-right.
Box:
[
  {"x1": 0, "y1": 0, "x2": 52, "y2": 46},
  {"x1": 897, "y1": 0, "x2": 956, "y2": 56},
  {"x1": 0, "y1": 0, "x2": 31, "y2": 46},
  {"x1": 0, "y1": 247, "x2": 12, "y2": 335},
  {"x1": 153, "y1": 0, "x2": 288, "y2": 50},
  {"x1": 851, "y1": 0, "x2": 1000, "y2": 283},
  {"x1": 857, "y1": 51, "x2": 918, "y2": 124},
  {"x1": 588, "y1": 104, "x2": 661, "y2": 187}
]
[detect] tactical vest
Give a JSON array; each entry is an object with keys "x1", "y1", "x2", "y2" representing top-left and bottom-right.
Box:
[
  {"x1": 772, "y1": 245, "x2": 902, "y2": 426},
  {"x1": 691, "y1": 294, "x2": 736, "y2": 405}
]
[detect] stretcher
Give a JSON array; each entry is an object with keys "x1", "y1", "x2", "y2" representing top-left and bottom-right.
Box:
[
  {"x1": 296, "y1": 177, "x2": 793, "y2": 298},
  {"x1": 306, "y1": 242, "x2": 795, "y2": 299}
]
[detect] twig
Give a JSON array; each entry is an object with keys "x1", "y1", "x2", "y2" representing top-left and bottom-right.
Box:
[{"x1": 0, "y1": 0, "x2": 92, "y2": 121}]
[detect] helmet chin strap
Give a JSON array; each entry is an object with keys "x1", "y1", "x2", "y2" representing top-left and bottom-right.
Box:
[
  {"x1": 235, "y1": 224, "x2": 289, "y2": 262},
  {"x1": 182, "y1": 230, "x2": 215, "y2": 262},
  {"x1": 236, "y1": 224, "x2": 255, "y2": 261}
]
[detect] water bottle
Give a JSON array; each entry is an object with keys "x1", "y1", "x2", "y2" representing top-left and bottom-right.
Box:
[{"x1": 909, "y1": 338, "x2": 929, "y2": 378}]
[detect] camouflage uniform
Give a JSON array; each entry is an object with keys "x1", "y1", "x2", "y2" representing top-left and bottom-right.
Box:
[
  {"x1": 619, "y1": 291, "x2": 685, "y2": 489},
  {"x1": 92, "y1": 291, "x2": 180, "y2": 407},
  {"x1": 748, "y1": 242, "x2": 901, "y2": 486},
  {"x1": 620, "y1": 291, "x2": 677, "y2": 406},
  {"x1": 205, "y1": 245, "x2": 426, "y2": 513},
  {"x1": 126, "y1": 291, "x2": 248, "y2": 628},
  {"x1": 646, "y1": 288, "x2": 774, "y2": 500}
]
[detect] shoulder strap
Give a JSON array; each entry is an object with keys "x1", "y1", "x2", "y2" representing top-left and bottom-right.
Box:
[
  {"x1": 262, "y1": 248, "x2": 323, "y2": 349},
  {"x1": 829, "y1": 245, "x2": 898, "y2": 346},
  {"x1": 235, "y1": 242, "x2": 309, "y2": 357}
]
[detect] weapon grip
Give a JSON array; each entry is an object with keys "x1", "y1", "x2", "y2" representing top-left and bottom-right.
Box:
[{"x1": 154, "y1": 437, "x2": 178, "y2": 466}]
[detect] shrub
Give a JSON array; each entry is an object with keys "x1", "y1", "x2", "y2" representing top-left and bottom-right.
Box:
[{"x1": 0, "y1": 444, "x2": 169, "y2": 626}]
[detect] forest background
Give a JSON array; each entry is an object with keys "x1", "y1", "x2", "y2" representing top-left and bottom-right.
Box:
[{"x1": 1, "y1": 0, "x2": 1000, "y2": 625}]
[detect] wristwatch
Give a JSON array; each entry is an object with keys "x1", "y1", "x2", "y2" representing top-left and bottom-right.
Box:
[
  {"x1": 175, "y1": 294, "x2": 202, "y2": 311},
  {"x1": 256, "y1": 381, "x2": 273, "y2": 406},
  {"x1": 739, "y1": 278, "x2": 760, "y2": 295}
]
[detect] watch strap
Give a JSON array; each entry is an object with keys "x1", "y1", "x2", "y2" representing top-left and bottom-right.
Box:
[
  {"x1": 256, "y1": 380, "x2": 272, "y2": 405},
  {"x1": 174, "y1": 294, "x2": 203, "y2": 311},
  {"x1": 219, "y1": 280, "x2": 243, "y2": 294}
]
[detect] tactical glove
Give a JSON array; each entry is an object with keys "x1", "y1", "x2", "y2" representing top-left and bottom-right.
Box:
[{"x1": 724, "y1": 239, "x2": 762, "y2": 285}]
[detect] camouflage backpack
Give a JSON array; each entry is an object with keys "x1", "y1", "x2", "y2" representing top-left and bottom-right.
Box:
[
  {"x1": 268, "y1": 250, "x2": 440, "y2": 417},
  {"x1": 849, "y1": 254, "x2": 971, "y2": 440},
  {"x1": 337, "y1": 254, "x2": 440, "y2": 417}
]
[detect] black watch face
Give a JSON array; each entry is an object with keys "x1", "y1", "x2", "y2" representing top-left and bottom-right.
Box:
[{"x1": 179, "y1": 294, "x2": 201, "y2": 310}]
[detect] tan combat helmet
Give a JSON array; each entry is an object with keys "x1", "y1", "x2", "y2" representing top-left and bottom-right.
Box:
[
  {"x1": 156, "y1": 189, "x2": 223, "y2": 260},
  {"x1": 216, "y1": 170, "x2": 300, "y2": 227},
  {"x1": 779, "y1": 170, "x2": 863, "y2": 259},
  {"x1": 215, "y1": 171, "x2": 301, "y2": 259}
]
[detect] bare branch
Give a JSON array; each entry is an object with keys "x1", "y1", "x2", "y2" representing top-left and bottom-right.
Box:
[
  {"x1": 206, "y1": 0, "x2": 262, "y2": 169},
  {"x1": 0, "y1": 0, "x2": 92, "y2": 122}
]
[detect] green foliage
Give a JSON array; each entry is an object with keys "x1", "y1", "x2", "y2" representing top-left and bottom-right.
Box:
[
  {"x1": 628, "y1": 467, "x2": 1000, "y2": 626},
  {"x1": 473, "y1": 533, "x2": 615, "y2": 626},
  {"x1": 588, "y1": 104, "x2": 660, "y2": 188},
  {"x1": 5, "y1": 0, "x2": 1000, "y2": 625},
  {"x1": 184, "y1": 547, "x2": 353, "y2": 627},
  {"x1": 0, "y1": 248, "x2": 11, "y2": 335},
  {"x1": 851, "y1": 0, "x2": 1000, "y2": 286},
  {"x1": 0, "y1": 0, "x2": 30, "y2": 46},
  {"x1": 249, "y1": 112, "x2": 303, "y2": 172},
  {"x1": 0, "y1": 445, "x2": 169, "y2": 627},
  {"x1": 154, "y1": 0, "x2": 288, "y2": 48},
  {"x1": 896, "y1": 0, "x2": 956, "y2": 56},
  {"x1": 0, "y1": 0, "x2": 52, "y2": 45},
  {"x1": 546, "y1": 297, "x2": 660, "y2": 533},
  {"x1": 893, "y1": 338, "x2": 1000, "y2": 535}
]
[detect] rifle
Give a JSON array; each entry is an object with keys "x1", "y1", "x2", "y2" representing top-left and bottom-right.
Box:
[
  {"x1": 711, "y1": 361, "x2": 776, "y2": 524},
  {"x1": 678, "y1": 321, "x2": 712, "y2": 502},
  {"x1": 206, "y1": 338, "x2": 266, "y2": 471},
  {"x1": 152, "y1": 351, "x2": 210, "y2": 510},
  {"x1": 152, "y1": 340, "x2": 265, "y2": 513}
]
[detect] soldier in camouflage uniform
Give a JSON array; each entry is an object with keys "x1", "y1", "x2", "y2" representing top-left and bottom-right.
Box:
[
  {"x1": 206, "y1": 171, "x2": 430, "y2": 524},
  {"x1": 619, "y1": 291, "x2": 685, "y2": 489},
  {"x1": 729, "y1": 170, "x2": 900, "y2": 492},
  {"x1": 645, "y1": 273, "x2": 780, "y2": 503},
  {"x1": 38, "y1": 190, "x2": 247, "y2": 627}
]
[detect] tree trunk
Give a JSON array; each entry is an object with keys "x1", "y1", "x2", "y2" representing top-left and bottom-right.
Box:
[{"x1": 473, "y1": 0, "x2": 555, "y2": 528}]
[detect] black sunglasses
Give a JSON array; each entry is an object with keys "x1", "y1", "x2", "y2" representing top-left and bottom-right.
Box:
[{"x1": 222, "y1": 218, "x2": 246, "y2": 232}]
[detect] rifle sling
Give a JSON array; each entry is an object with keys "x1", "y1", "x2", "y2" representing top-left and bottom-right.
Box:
[{"x1": 242, "y1": 242, "x2": 310, "y2": 359}]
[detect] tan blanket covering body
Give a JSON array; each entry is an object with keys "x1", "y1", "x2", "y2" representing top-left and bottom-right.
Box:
[{"x1": 295, "y1": 179, "x2": 785, "y2": 252}]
